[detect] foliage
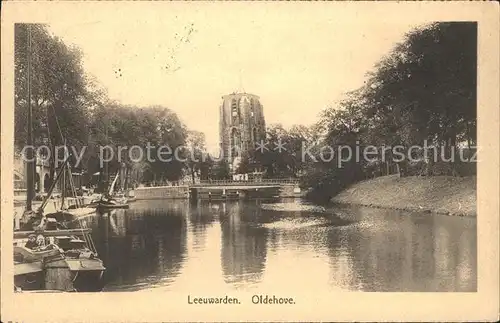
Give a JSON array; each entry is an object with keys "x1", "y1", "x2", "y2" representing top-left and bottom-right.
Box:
[
  {"x1": 14, "y1": 24, "x2": 93, "y2": 185},
  {"x1": 302, "y1": 22, "x2": 477, "y2": 203},
  {"x1": 252, "y1": 123, "x2": 317, "y2": 178},
  {"x1": 87, "y1": 104, "x2": 188, "y2": 187},
  {"x1": 210, "y1": 159, "x2": 231, "y2": 180},
  {"x1": 15, "y1": 24, "x2": 190, "y2": 189},
  {"x1": 185, "y1": 130, "x2": 210, "y2": 183}
]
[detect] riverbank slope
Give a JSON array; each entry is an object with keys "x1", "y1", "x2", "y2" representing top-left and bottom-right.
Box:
[{"x1": 331, "y1": 175, "x2": 476, "y2": 216}]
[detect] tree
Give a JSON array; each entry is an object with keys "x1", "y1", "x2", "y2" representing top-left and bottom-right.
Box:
[
  {"x1": 87, "y1": 104, "x2": 189, "y2": 187},
  {"x1": 302, "y1": 22, "x2": 477, "y2": 202},
  {"x1": 186, "y1": 130, "x2": 207, "y2": 183},
  {"x1": 149, "y1": 106, "x2": 188, "y2": 182},
  {"x1": 198, "y1": 154, "x2": 214, "y2": 181},
  {"x1": 362, "y1": 22, "x2": 477, "y2": 175},
  {"x1": 253, "y1": 123, "x2": 316, "y2": 178},
  {"x1": 235, "y1": 152, "x2": 252, "y2": 174},
  {"x1": 211, "y1": 159, "x2": 231, "y2": 180},
  {"x1": 15, "y1": 24, "x2": 92, "y2": 187}
]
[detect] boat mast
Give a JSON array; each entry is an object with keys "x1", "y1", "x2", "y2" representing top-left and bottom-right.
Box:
[
  {"x1": 61, "y1": 142, "x2": 66, "y2": 209},
  {"x1": 108, "y1": 173, "x2": 119, "y2": 196},
  {"x1": 105, "y1": 125, "x2": 109, "y2": 188},
  {"x1": 38, "y1": 155, "x2": 70, "y2": 212},
  {"x1": 25, "y1": 24, "x2": 35, "y2": 211}
]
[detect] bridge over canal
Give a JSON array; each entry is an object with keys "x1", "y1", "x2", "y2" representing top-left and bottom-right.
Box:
[{"x1": 134, "y1": 179, "x2": 303, "y2": 200}]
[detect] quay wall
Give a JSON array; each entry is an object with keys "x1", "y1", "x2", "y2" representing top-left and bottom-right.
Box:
[
  {"x1": 134, "y1": 186, "x2": 189, "y2": 200},
  {"x1": 279, "y1": 184, "x2": 304, "y2": 198}
]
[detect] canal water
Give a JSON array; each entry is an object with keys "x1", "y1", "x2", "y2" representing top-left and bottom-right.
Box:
[{"x1": 83, "y1": 198, "x2": 476, "y2": 292}]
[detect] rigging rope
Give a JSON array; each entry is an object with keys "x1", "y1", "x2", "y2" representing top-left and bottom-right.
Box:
[{"x1": 49, "y1": 104, "x2": 97, "y2": 254}]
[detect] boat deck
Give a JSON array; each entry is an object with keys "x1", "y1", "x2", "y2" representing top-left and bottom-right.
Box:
[{"x1": 15, "y1": 261, "x2": 43, "y2": 275}]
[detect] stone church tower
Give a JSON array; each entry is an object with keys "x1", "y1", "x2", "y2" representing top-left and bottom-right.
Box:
[{"x1": 219, "y1": 92, "x2": 266, "y2": 172}]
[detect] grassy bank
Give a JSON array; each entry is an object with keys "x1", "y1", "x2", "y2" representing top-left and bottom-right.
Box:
[{"x1": 331, "y1": 175, "x2": 476, "y2": 216}]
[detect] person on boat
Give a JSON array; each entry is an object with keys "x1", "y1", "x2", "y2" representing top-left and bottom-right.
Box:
[
  {"x1": 24, "y1": 234, "x2": 37, "y2": 249},
  {"x1": 101, "y1": 193, "x2": 112, "y2": 201},
  {"x1": 33, "y1": 235, "x2": 62, "y2": 252},
  {"x1": 44, "y1": 237, "x2": 63, "y2": 252},
  {"x1": 34, "y1": 234, "x2": 46, "y2": 249},
  {"x1": 45, "y1": 236, "x2": 53, "y2": 246},
  {"x1": 20, "y1": 208, "x2": 46, "y2": 231}
]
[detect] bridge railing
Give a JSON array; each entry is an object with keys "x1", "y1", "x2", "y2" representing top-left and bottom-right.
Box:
[{"x1": 196, "y1": 178, "x2": 300, "y2": 186}]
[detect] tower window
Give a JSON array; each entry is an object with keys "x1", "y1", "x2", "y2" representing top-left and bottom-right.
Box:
[
  {"x1": 230, "y1": 128, "x2": 241, "y2": 157},
  {"x1": 250, "y1": 99, "x2": 255, "y2": 117},
  {"x1": 231, "y1": 99, "x2": 239, "y2": 121}
]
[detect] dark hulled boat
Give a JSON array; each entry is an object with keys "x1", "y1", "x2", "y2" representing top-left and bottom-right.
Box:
[
  {"x1": 90, "y1": 173, "x2": 130, "y2": 210},
  {"x1": 14, "y1": 229, "x2": 105, "y2": 292}
]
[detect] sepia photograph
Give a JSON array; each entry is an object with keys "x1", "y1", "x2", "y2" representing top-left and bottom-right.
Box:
[{"x1": 1, "y1": 1, "x2": 498, "y2": 322}]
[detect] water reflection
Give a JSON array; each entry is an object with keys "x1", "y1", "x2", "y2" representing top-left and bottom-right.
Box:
[
  {"x1": 187, "y1": 200, "x2": 217, "y2": 251},
  {"x1": 219, "y1": 201, "x2": 268, "y2": 287},
  {"x1": 86, "y1": 199, "x2": 476, "y2": 292},
  {"x1": 88, "y1": 201, "x2": 188, "y2": 291},
  {"x1": 324, "y1": 207, "x2": 477, "y2": 291}
]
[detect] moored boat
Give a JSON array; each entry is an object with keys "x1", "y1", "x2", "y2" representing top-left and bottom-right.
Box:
[
  {"x1": 14, "y1": 26, "x2": 105, "y2": 293},
  {"x1": 14, "y1": 230, "x2": 105, "y2": 292},
  {"x1": 15, "y1": 154, "x2": 105, "y2": 292},
  {"x1": 90, "y1": 174, "x2": 130, "y2": 210},
  {"x1": 66, "y1": 206, "x2": 97, "y2": 217},
  {"x1": 97, "y1": 200, "x2": 130, "y2": 210},
  {"x1": 88, "y1": 195, "x2": 129, "y2": 210}
]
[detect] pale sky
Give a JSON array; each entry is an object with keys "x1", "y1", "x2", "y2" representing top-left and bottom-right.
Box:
[{"x1": 46, "y1": 4, "x2": 429, "y2": 152}]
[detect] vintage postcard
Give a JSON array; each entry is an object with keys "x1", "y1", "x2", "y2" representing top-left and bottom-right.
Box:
[{"x1": 1, "y1": 1, "x2": 499, "y2": 322}]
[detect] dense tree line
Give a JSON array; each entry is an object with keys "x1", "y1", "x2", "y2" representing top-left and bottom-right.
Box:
[
  {"x1": 15, "y1": 24, "x2": 92, "y2": 187},
  {"x1": 14, "y1": 24, "x2": 199, "y2": 191},
  {"x1": 233, "y1": 124, "x2": 318, "y2": 178},
  {"x1": 301, "y1": 22, "x2": 477, "y2": 203}
]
